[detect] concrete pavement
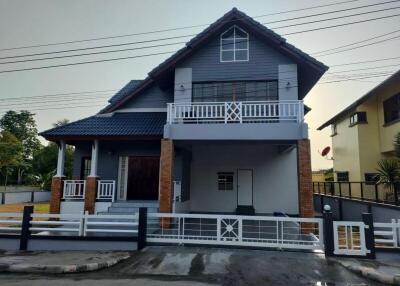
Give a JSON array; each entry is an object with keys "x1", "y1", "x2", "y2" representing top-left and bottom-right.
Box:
[
  {"x1": 0, "y1": 251, "x2": 130, "y2": 273},
  {"x1": 0, "y1": 247, "x2": 388, "y2": 285}
]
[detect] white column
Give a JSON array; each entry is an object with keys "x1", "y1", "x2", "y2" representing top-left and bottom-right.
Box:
[
  {"x1": 89, "y1": 139, "x2": 99, "y2": 177},
  {"x1": 55, "y1": 140, "x2": 66, "y2": 177}
]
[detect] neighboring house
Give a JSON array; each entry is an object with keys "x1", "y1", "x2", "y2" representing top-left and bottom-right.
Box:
[
  {"x1": 318, "y1": 70, "x2": 400, "y2": 184},
  {"x1": 40, "y1": 8, "x2": 327, "y2": 217}
]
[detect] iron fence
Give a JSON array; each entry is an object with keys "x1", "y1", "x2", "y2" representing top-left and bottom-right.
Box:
[{"x1": 313, "y1": 181, "x2": 400, "y2": 205}]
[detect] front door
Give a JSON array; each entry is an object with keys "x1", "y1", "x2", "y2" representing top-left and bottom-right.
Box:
[
  {"x1": 237, "y1": 169, "x2": 253, "y2": 206},
  {"x1": 126, "y1": 156, "x2": 160, "y2": 200}
]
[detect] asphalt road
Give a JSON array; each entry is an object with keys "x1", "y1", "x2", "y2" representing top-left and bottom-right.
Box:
[{"x1": 0, "y1": 247, "x2": 385, "y2": 285}]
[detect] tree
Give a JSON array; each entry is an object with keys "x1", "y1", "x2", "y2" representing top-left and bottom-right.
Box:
[
  {"x1": 53, "y1": 119, "x2": 70, "y2": 128},
  {"x1": 32, "y1": 143, "x2": 74, "y2": 190},
  {"x1": 0, "y1": 131, "x2": 23, "y2": 190},
  {"x1": 0, "y1": 110, "x2": 41, "y2": 184}
]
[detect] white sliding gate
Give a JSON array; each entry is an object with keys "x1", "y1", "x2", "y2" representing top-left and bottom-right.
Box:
[
  {"x1": 147, "y1": 213, "x2": 323, "y2": 250},
  {"x1": 333, "y1": 221, "x2": 369, "y2": 256}
]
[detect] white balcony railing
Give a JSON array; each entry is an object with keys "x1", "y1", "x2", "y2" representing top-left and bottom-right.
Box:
[
  {"x1": 97, "y1": 180, "x2": 116, "y2": 202},
  {"x1": 63, "y1": 180, "x2": 86, "y2": 200},
  {"x1": 167, "y1": 100, "x2": 304, "y2": 124}
]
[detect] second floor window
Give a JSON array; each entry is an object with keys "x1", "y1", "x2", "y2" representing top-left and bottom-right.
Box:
[
  {"x1": 349, "y1": 112, "x2": 367, "y2": 126},
  {"x1": 192, "y1": 81, "x2": 278, "y2": 102},
  {"x1": 220, "y1": 26, "x2": 249, "y2": 62},
  {"x1": 383, "y1": 93, "x2": 400, "y2": 124}
]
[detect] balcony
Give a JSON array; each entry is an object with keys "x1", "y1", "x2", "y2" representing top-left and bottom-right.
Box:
[
  {"x1": 167, "y1": 100, "x2": 304, "y2": 124},
  {"x1": 164, "y1": 100, "x2": 308, "y2": 140}
]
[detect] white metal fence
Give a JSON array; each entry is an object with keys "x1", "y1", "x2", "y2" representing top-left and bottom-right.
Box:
[
  {"x1": 63, "y1": 180, "x2": 86, "y2": 199},
  {"x1": 29, "y1": 212, "x2": 138, "y2": 237},
  {"x1": 333, "y1": 221, "x2": 369, "y2": 256},
  {"x1": 374, "y1": 219, "x2": 400, "y2": 249},
  {"x1": 97, "y1": 180, "x2": 116, "y2": 201},
  {"x1": 0, "y1": 212, "x2": 23, "y2": 234},
  {"x1": 147, "y1": 213, "x2": 323, "y2": 250},
  {"x1": 167, "y1": 100, "x2": 304, "y2": 124}
]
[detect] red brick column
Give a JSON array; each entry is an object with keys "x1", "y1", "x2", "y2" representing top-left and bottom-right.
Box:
[
  {"x1": 298, "y1": 139, "x2": 314, "y2": 218},
  {"x1": 84, "y1": 176, "x2": 98, "y2": 214},
  {"x1": 50, "y1": 176, "x2": 64, "y2": 214},
  {"x1": 159, "y1": 139, "x2": 174, "y2": 215}
]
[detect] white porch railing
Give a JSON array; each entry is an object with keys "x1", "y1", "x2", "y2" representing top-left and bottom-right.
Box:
[
  {"x1": 167, "y1": 100, "x2": 304, "y2": 124},
  {"x1": 63, "y1": 180, "x2": 86, "y2": 200},
  {"x1": 97, "y1": 180, "x2": 116, "y2": 202}
]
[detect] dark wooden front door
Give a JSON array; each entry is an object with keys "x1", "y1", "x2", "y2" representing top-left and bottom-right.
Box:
[{"x1": 127, "y1": 156, "x2": 159, "y2": 200}]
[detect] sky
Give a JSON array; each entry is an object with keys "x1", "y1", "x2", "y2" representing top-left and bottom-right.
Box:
[{"x1": 0, "y1": 0, "x2": 399, "y2": 170}]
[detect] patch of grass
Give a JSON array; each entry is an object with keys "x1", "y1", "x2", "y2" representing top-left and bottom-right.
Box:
[{"x1": 0, "y1": 202, "x2": 49, "y2": 213}]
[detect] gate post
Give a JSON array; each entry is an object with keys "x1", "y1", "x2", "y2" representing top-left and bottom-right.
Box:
[
  {"x1": 323, "y1": 205, "x2": 334, "y2": 257},
  {"x1": 362, "y1": 213, "x2": 376, "y2": 259},
  {"x1": 20, "y1": 205, "x2": 34, "y2": 251},
  {"x1": 137, "y1": 207, "x2": 147, "y2": 250}
]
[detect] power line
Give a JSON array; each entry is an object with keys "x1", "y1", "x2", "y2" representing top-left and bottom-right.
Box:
[
  {"x1": 316, "y1": 35, "x2": 400, "y2": 56},
  {"x1": 1, "y1": 2, "x2": 399, "y2": 62},
  {"x1": 269, "y1": 5, "x2": 400, "y2": 29},
  {"x1": 331, "y1": 55, "x2": 400, "y2": 66},
  {"x1": 0, "y1": 0, "x2": 363, "y2": 52},
  {"x1": 282, "y1": 12, "x2": 400, "y2": 36},
  {"x1": 311, "y1": 28, "x2": 400, "y2": 54},
  {"x1": 0, "y1": 3, "x2": 400, "y2": 60},
  {"x1": 1, "y1": 12, "x2": 399, "y2": 75},
  {"x1": 2, "y1": 6, "x2": 400, "y2": 65},
  {"x1": 0, "y1": 71, "x2": 395, "y2": 110}
]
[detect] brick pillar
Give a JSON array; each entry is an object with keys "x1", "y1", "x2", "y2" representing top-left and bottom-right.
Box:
[
  {"x1": 84, "y1": 176, "x2": 98, "y2": 214},
  {"x1": 298, "y1": 139, "x2": 314, "y2": 218},
  {"x1": 159, "y1": 139, "x2": 174, "y2": 214},
  {"x1": 50, "y1": 176, "x2": 64, "y2": 214}
]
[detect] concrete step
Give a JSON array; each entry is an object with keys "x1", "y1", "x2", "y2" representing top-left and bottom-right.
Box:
[
  {"x1": 111, "y1": 201, "x2": 159, "y2": 208},
  {"x1": 107, "y1": 207, "x2": 158, "y2": 213}
]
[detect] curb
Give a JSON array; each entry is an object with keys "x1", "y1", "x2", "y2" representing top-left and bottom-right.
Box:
[
  {"x1": 0, "y1": 254, "x2": 131, "y2": 274},
  {"x1": 332, "y1": 259, "x2": 400, "y2": 285}
]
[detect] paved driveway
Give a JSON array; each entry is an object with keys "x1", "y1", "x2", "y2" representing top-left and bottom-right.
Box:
[{"x1": 0, "y1": 246, "x2": 384, "y2": 285}]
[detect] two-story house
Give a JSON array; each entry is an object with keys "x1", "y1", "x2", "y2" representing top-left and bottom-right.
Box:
[
  {"x1": 41, "y1": 8, "x2": 328, "y2": 218},
  {"x1": 318, "y1": 69, "x2": 400, "y2": 185}
]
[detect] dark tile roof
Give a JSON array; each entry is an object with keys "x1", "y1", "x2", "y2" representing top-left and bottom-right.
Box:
[
  {"x1": 40, "y1": 112, "x2": 166, "y2": 138},
  {"x1": 108, "y1": 80, "x2": 142, "y2": 104}
]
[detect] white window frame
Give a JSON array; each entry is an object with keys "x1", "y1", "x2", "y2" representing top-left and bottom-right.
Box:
[{"x1": 220, "y1": 25, "x2": 249, "y2": 63}]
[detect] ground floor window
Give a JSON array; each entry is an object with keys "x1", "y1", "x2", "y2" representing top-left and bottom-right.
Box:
[
  {"x1": 364, "y1": 173, "x2": 380, "y2": 184},
  {"x1": 218, "y1": 172, "x2": 234, "y2": 191},
  {"x1": 336, "y1": 171, "x2": 349, "y2": 182}
]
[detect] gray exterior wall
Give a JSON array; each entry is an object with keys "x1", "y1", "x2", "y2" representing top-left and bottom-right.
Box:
[
  {"x1": 164, "y1": 122, "x2": 308, "y2": 140},
  {"x1": 188, "y1": 142, "x2": 299, "y2": 214},
  {"x1": 73, "y1": 141, "x2": 161, "y2": 182},
  {"x1": 177, "y1": 29, "x2": 294, "y2": 82},
  {"x1": 114, "y1": 84, "x2": 173, "y2": 110}
]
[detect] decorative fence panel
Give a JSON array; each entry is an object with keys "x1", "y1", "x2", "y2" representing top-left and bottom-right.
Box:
[
  {"x1": 146, "y1": 213, "x2": 323, "y2": 250},
  {"x1": 0, "y1": 212, "x2": 23, "y2": 234},
  {"x1": 333, "y1": 221, "x2": 369, "y2": 256}
]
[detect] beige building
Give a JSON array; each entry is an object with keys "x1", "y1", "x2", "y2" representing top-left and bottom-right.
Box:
[{"x1": 318, "y1": 70, "x2": 400, "y2": 183}]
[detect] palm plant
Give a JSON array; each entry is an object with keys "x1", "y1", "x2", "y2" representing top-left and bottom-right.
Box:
[{"x1": 376, "y1": 158, "x2": 400, "y2": 200}]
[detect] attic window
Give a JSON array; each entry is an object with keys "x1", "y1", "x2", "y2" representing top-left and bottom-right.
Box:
[{"x1": 220, "y1": 26, "x2": 249, "y2": 62}]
